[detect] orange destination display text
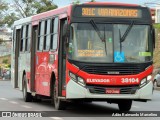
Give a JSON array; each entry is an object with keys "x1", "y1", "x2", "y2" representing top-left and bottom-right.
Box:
[
  {"x1": 78, "y1": 50, "x2": 105, "y2": 57},
  {"x1": 82, "y1": 8, "x2": 139, "y2": 18}
]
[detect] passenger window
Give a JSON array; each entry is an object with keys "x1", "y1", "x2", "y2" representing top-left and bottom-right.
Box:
[
  {"x1": 20, "y1": 26, "x2": 26, "y2": 52},
  {"x1": 25, "y1": 24, "x2": 31, "y2": 51},
  {"x1": 27, "y1": 24, "x2": 32, "y2": 51},
  {"x1": 46, "y1": 19, "x2": 51, "y2": 50},
  {"x1": 51, "y1": 17, "x2": 58, "y2": 50},
  {"x1": 38, "y1": 21, "x2": 45, "y2": 51}
]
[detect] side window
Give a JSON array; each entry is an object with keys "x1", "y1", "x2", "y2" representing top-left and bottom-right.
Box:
[
  {"x1": 43, "y1": 19, "x2": 51, "y2": 51},
  {"x1": 12, "y1": 27, "x2": 16, "y2": 52},
  {"x1": 23, "y1": 26, "x2": 26, "y2": 51},
  {"x1": 25, "y1": 24, "x2": 31, "y2": 51},
  {"x1": 20, "y1": 26, "x2": 26, "y2": 52},
  {"x1": 46, "y1": 19, "x2": 51, "y2": 50},
  {"x1": 51, "y1": 17, "x2": 58, "y2": 50},
  {"x1": 43, "y1": 20, "x2": 47, "y2": 50},
  {"x1": 38, "y1": 21, "x2": 45, "y2": 51},
  {"x1": 37, "y1": 22, "x2": 41, "y2": 50},
  {"x1": 28, "y1": 24, "x2": 32, "y2": 51}
]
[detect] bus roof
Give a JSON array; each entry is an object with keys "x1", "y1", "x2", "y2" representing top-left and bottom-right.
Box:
[
  {"x1": 32, "y1": 5, "x2": 72, "y2": 21},
  {"x1": 14, "y1": 16, "x2": 32, "y2": 26}
]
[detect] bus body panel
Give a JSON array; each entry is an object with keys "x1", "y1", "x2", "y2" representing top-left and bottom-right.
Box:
[
  {"x1": 66, "y1": 79, "x2": 153, "y2": 99},
  {"x1": 11, "y1": 17, "x2": 32, "y2": 89},
  {"x1": 67, "y1": 62, "x2": 153, "y2": 86},
  {"x1": 18, "y1": 53, "x2": 31, "y2": 91}
]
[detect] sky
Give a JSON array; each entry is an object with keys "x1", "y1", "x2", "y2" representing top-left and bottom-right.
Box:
[{"x1": 53, "y1": 0, "x2": 159, "y2": 7}]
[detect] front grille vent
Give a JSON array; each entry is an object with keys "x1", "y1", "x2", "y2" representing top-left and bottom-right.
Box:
[{"x1": 81, "y1": 64, "x2": 145, "y2": 75}]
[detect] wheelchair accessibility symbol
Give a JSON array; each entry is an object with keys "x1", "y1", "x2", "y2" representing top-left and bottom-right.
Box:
[{"x1": 114, "y1": 51, "x2": 125, "y2": 62}]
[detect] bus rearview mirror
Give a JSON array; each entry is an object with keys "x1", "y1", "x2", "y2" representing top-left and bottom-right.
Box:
[{"x1": 153, "y1": 28, "x2": 155, "y2": 49}]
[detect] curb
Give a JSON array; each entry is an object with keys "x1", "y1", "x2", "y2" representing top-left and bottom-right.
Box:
[{"x1": 155, "y1": 87, "x2": 160, "y2": 91}]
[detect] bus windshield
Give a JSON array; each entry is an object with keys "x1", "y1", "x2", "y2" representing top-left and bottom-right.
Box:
[{"x1": 68, "y1": 23, "x2": 152, "y2": 63}]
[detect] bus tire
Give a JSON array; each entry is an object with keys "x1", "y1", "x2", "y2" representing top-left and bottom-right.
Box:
[
  {"x1": 23, "y1": 75, "x2": 32, "y2": 102},
  {"x1": 118, "y1": 100, "x2": 132, "y2": 111},
  {"x1": 33, "y1": 97, "x2": 41, "y2": 102},
  {"x1": 52, "y1": 83, "x2": 66, "y2": 110}
]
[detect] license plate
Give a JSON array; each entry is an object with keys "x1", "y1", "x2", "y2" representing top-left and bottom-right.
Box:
[{"x1": 106, "y1": 88, "x2": 120, "y2": 94}]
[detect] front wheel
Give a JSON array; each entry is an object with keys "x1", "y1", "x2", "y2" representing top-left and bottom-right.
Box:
[
  {"x1": 52, "y1": 83, "x2": 66, "y2": 110},
  {"x1": 118, "y1": 100, "x2": 132, "y2": 111},
  {"x1": 23, "y1": 75, "x2": 32, "y2": 102}
]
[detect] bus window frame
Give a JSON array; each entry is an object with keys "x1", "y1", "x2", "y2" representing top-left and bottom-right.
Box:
[
  {"x1": 50, "y1": 17, "x2": 59, "y2": 52},
  {"x1": 24, "y1": 24, "x2": 32, "y2": 52}
]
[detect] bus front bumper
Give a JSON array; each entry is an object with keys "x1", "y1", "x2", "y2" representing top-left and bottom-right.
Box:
[{"x1": 66, "y1": 79, "x2": 153, "y2": 100}]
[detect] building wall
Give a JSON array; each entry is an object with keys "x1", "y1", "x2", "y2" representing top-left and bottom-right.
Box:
[{"x1": 155, "y1": 6, "x2": 160, "y2": 23}]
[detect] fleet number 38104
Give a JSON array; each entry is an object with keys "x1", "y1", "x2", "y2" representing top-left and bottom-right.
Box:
[{"x1": 121, "y1": 78, "x2": 139, "y2": 83}]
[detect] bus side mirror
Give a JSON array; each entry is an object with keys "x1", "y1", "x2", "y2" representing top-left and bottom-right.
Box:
[{"x1": 152, "y1": 28, "x2": 155, "y2": 48}]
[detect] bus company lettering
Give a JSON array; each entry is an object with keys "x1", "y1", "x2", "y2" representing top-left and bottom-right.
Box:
[{"x1": 87, "y1": 79, "x2": 110, "y2": 83}]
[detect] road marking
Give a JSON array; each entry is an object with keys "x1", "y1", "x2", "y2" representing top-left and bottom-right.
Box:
[
  {"x1": 9, "y1": 101, "x2": 18, "y2": 104},
  {"x1": 50, "y1": 117, "x2": 63, "y2": 120},
  {"x1": 21, "y1": 105, "x2": 32, "y2": 109},
  {"x1": 133, "y1": 105, "x2": 140, "y2": 108},
  {"x1": 0, "y1": 98, "x2": 8, "y2": 100}
]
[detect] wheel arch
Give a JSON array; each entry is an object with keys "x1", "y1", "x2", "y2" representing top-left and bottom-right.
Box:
[{"x1": 50, "y1": 71, "x2": 56, "y2": 97}]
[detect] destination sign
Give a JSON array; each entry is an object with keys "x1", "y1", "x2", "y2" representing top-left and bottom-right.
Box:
[{"x1": 74, "y1": 7, "x2": 142, "y2": 18}]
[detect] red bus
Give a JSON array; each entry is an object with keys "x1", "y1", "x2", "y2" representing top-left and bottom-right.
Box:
[{"x1": 11, "y1": 2, "x2": 155, "y2": 111}]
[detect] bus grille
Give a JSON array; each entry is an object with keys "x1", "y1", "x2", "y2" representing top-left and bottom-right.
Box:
[
  {"x1": 87, "y1": 85, "x2": 139, "y2": 94},
  {"x1": 81, "y1": 64, "x2": 144, "y2": 75}
]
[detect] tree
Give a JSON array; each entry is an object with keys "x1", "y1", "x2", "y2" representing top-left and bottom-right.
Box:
[
  {"x1": 0, "y1": 0, "x2": 58, "y2": 27},
  {"x1": 72, "y1": 0, "x2": 80, "y2": 4},
  {"x1": 33, "y1": 0, "x2": 58, "y2": 14},
  {"x1": 0, "y1": 38, "x2": 3, "y2": 44},
  {"x1": 0, "y1": 0, "x2": 8, "y2": 27},
  {"x1": 91, "y1": 0, "x2": 95, "y2": 2},
  {"x1": 2, "y1": 59, "x2": 8, "y2": 64}
]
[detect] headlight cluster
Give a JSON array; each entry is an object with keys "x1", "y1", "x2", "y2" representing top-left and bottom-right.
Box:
[
  {"x1": 140, "y1": 75, "x2": 152, "y2": 87},
  {"x1": 69, "y1": 72, "x2": 85, "y2": 86}
]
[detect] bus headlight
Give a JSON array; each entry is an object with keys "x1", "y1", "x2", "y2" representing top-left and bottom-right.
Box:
[
  {"x1": 147, "y1": 75, "x2": 152, "y2": 81},
  {"x1": 140, "y1": 78, "x2": 147, "y2": 87},
  {"x1": 69, "y1": 72, "x2": 76, "y2": 81},
  {"x1": 69, "y1": 72, "x2": 86, "y2": 86},
  {"x1": 140, "y1": 75, "x2": 152, "y2": 87},
  {"x1": 78, "y1": 77, "x2": 85, "y2": 86}
]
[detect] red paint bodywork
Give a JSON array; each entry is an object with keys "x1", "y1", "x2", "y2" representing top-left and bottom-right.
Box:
[
  {"x1": 66, "y1": 62, "x2": 153, "y2": 86},
  {"x1": 25, "y1": 2, "x2": 153, "y2": 97}
]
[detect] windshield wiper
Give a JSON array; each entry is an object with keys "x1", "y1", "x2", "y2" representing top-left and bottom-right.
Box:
[
  {"x1": 120, "y1": 21, "x2": 134, "y2": 42},
  {"x1": 90, "y1": 19, "x2": 107, "y2": 55},
  {"x1": 119, "y1": 29, "x2": 122, "y2": 52},
  {"x1": 119, "y1": 21, "x2": 134, "y2": 52},
  {"x1": 104, "y1": 26, "x2": 107, "y2": 56},
  {"x1": 90, "y1": 19, "x2": 104, "y2": 42}
]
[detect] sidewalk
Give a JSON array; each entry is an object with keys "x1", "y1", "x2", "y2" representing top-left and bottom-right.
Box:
[{"x1": 155, "y1": 87, "x2": 160, "y2": 91}]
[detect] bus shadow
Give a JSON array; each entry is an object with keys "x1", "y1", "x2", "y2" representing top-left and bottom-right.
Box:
[{"x1": 33, "y1": 100, "x2": 134, "y2": 117}]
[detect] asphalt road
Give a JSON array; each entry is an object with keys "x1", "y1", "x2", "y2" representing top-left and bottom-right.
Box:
[{"x1": 0, "y1": 80, "x2": 160, "y2": 120}]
